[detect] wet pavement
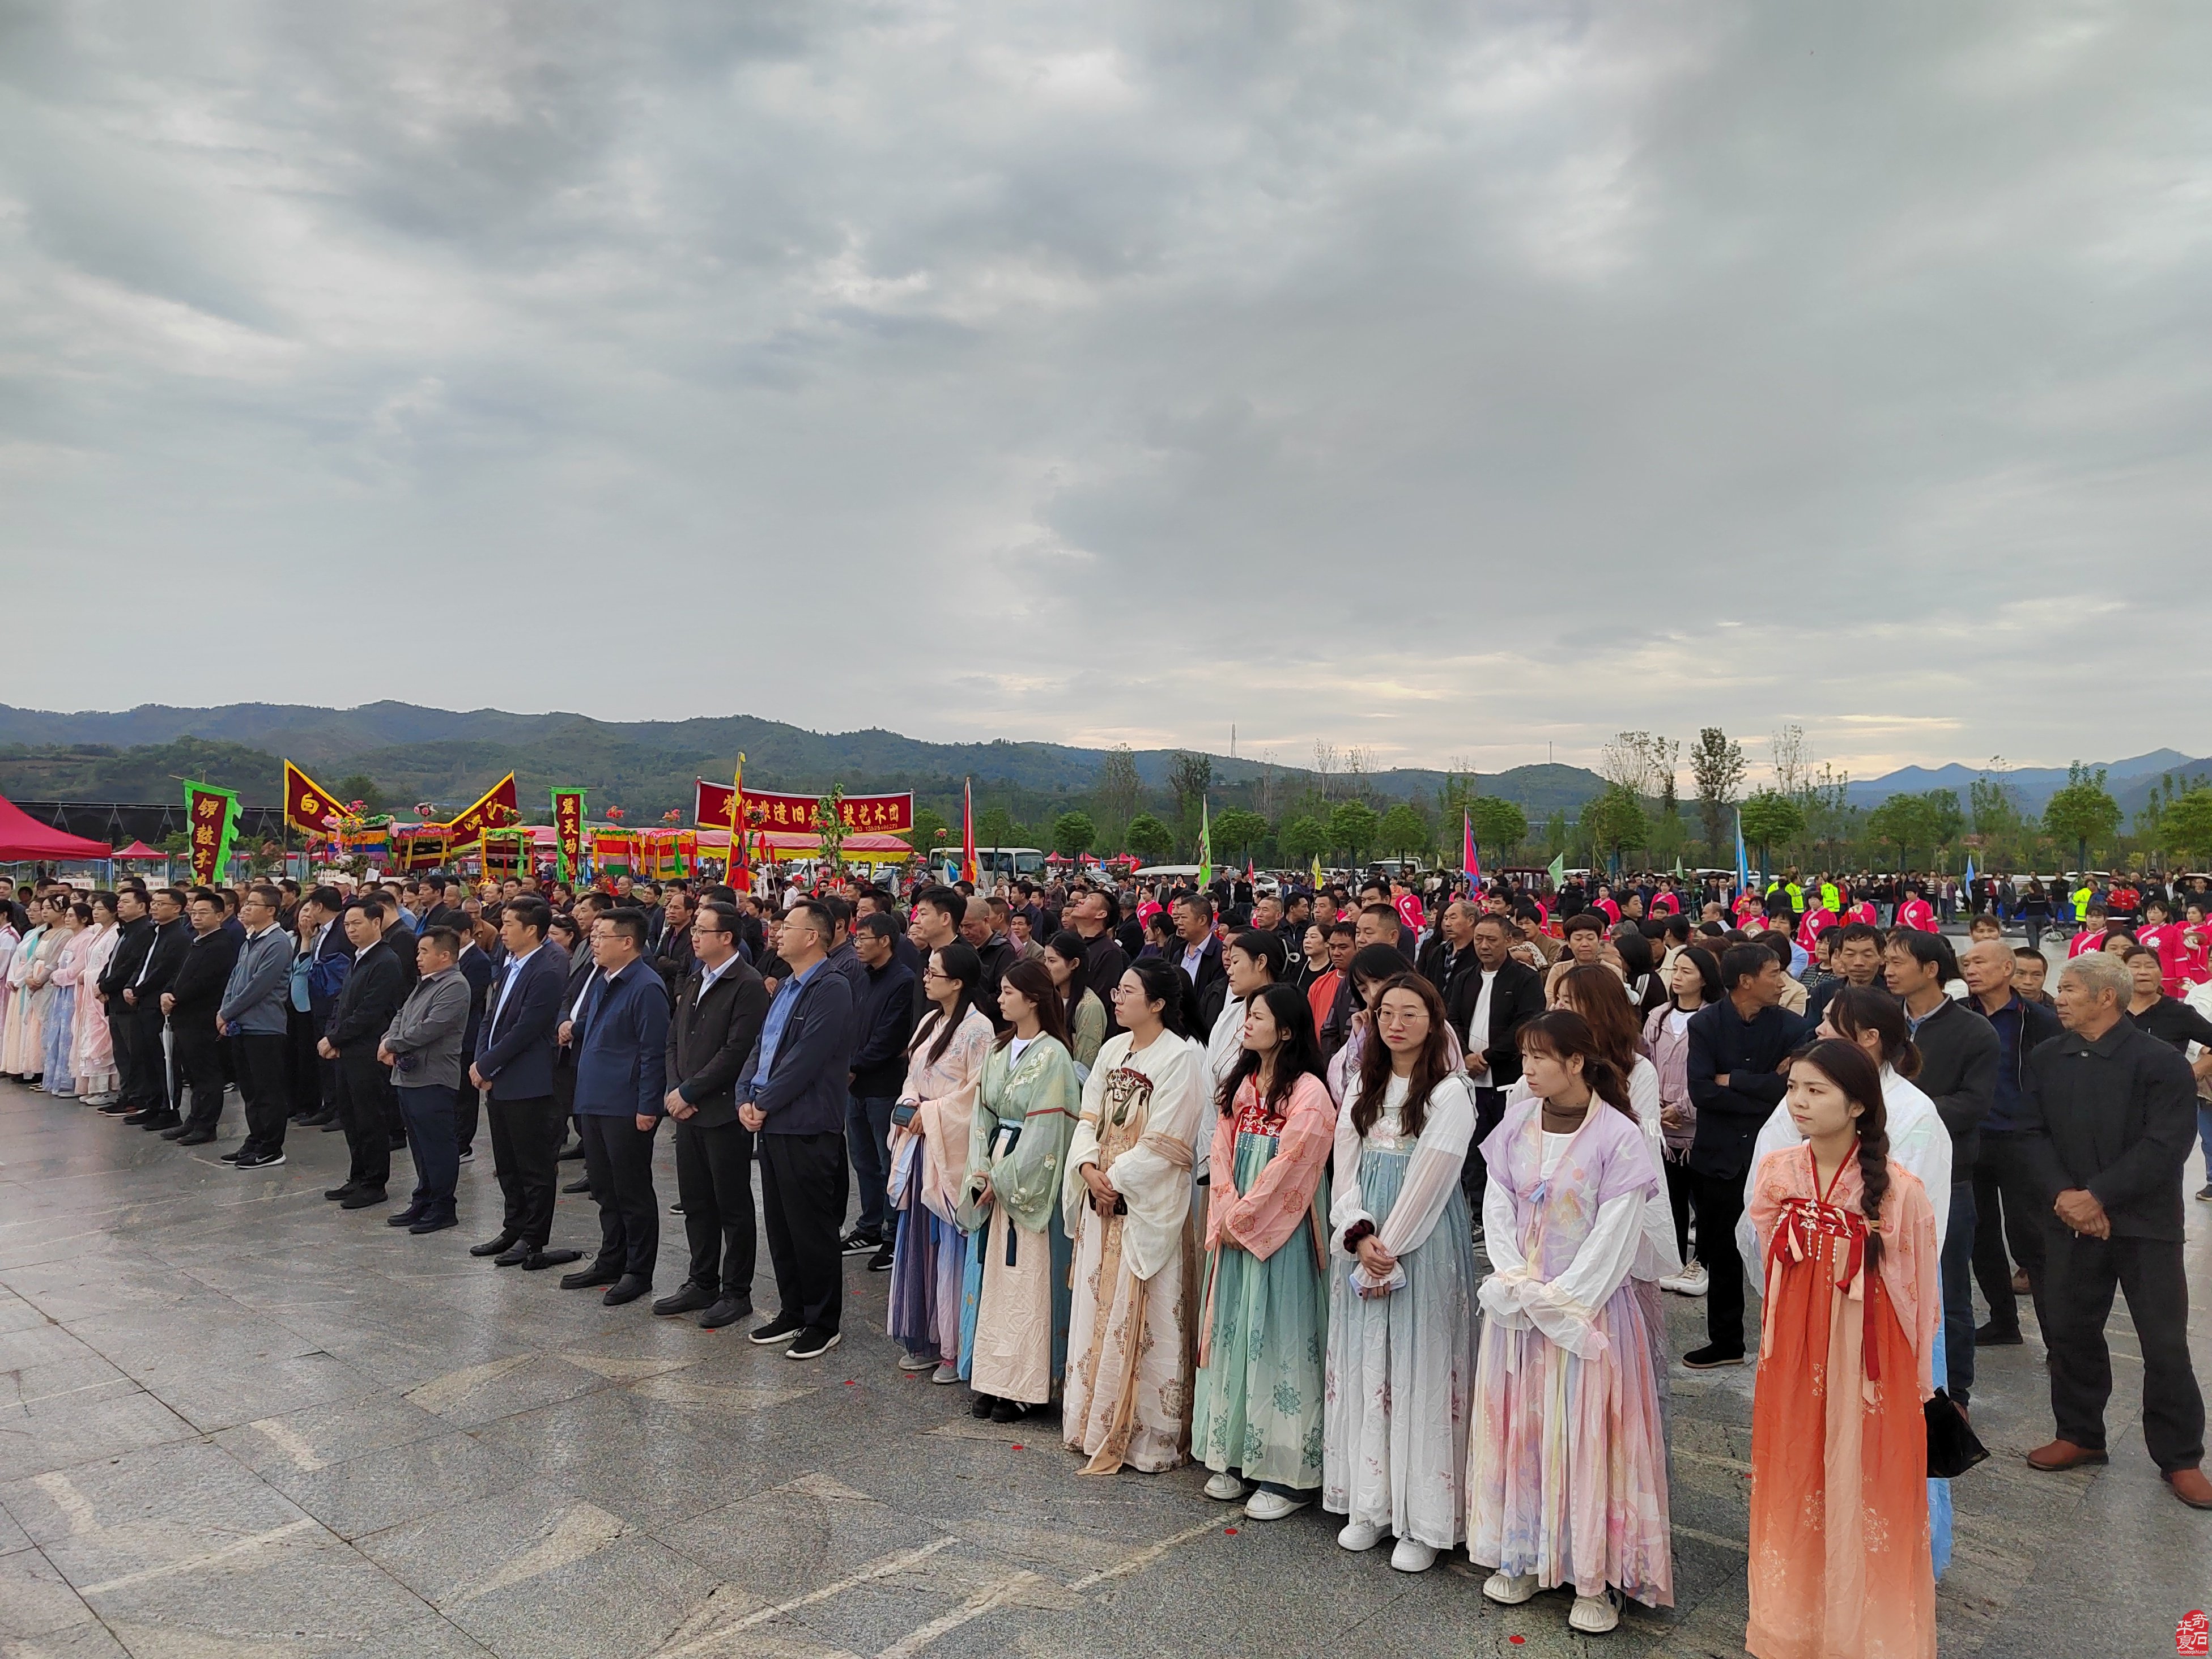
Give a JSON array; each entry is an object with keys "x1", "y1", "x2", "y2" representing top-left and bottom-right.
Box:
[{"x1": 0, "y1": 1075, "x2": 2205, "y2": 1659}]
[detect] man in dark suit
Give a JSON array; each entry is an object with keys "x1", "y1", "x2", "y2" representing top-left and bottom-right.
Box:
[
  {"x1": 159, "y1": 893, "x2": 240, "y2": 1143},
  {"x1": 552, "y1": 892, "x2": 607, "y2": 1183},
  {"x1": 736, "y1": 898, "x2": 857, "y2": 1360},
  {"x1": 468, "y1": 896, "x2": 579, "y2": 1270},
  {"x1": 451, "y1": 922, "x2": 495, "y2": 1164},
  {"x1": 319, "y1": 900, "x2": 407, "y2": 1207},
  {"x1": 1447, "y1": 911, "x2": 1545, "y2": 1205},
  {"x1": 120, "y1": 888, "x2": 190, "y2": 1128},
  {"x1": 1172, "y1": 894, "x2": 1229, "y2": 1037},
  {"x1": 559, "y1": 909, "x2": 673, "y2": 1306},
  {"x1": 2017, "y1": 950, "x2": 2210, "y2": 1508},
  {"x1": 1684, "y1": 943, "x2": 1811, "y2": 1369},
  {"x1": 288, "y1": 887, "x2": 352, "y2": 1129},
  {"x1": 97, "y1": 888, "x2": 155, "y2": 1116},
  {"x1": 657, "y1": 900, "x2": 770, "y2": 1328}
]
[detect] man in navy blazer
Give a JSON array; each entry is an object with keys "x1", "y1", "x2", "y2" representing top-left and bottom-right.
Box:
[
  {"x1": 558, "y1": 909, "x2": 672, "y2": 1307},
  {"x1": 468, "y1": 896, "x2": 582, "y2": 1271},
  {"x1": 736, "y1": 898, "x2": 856, "y2": 1359}
]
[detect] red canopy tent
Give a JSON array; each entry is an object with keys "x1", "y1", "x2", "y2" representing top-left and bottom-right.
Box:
[
  {"x1": 113, "y1": 840, "x2": 167, "y2": 860},
  {"x1": 0, "y1": 794, "x2": 113, "y2": 862}
]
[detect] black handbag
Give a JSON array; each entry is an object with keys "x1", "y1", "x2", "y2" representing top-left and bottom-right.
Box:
[{"x1": 1925, "y1": 1388, "x2": 1988, "y2": 1478}]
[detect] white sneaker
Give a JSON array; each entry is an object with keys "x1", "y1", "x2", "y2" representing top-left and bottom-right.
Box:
[
  {"x1": 1483, "y1": 1571, "x2": 1539, "y2": 1605},
  {"x1": 1660, "y1": 1260, "x2": 1709, "y2": 1296},
  {"x1": 1569, "y1": 1590, "x2": 1620, "y2": 1633},
  {"x1": 897, "y1": 1351, "x2": 936, "y2": 1371},
  {"x1": 1337, "y1": 1520, "x2": 1385, "y2": 1552},
  {"x1": 1243, "y1": 1490, "x2": 1309, "y2": 1521},
  {"x1": 931, "y1": 1363, "x2": 960, "y2": 1385},
  {"x1": 1204, "y1": 1472, "x2": 1248, "y2": 1501},
  {"x1": 1389, "y1": 1538, "x2": 1438, "y2": 1573}
]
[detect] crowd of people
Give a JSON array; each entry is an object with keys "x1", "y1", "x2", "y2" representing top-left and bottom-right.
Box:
[{"x1": 0, "y1": 856, "x2": 2206, "y2": 1653}]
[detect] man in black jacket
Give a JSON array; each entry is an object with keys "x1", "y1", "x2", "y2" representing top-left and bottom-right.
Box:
[
  {"x1": 842, "y1": 912, "x2": 916, "y2": 1266},
  {"x1": 1887, "y1": 928, "x2": 1998, "y2": 1406},
  {"x1": 320, "y1": 901, "x2": 409, "y2": 1209},
  {"x1": 1449, "y1": 912, "x2": 1546, "y2": 1206},
  {"x1": 1069, "y1": 887, "x2": 1129, "y2": 1034},
  {"x1": 158, "y1": 894, "x2": 240, "y2": 1143},
  {"x1": 97, "y1": 890, "x2": 155, "y2": 1117},
  {"x1": 1685, "y1": 943, "x2": 1811, "y2": 1367},
  {"x1": 119, "y1": 890, "x2": 190, "y2": 1128},
  {"x1": 1172, "y1": 894, "x2": 1228, "y2": 1037},
  {"x1": 2017, "y1": 950, "x2": 2210, "y2": 1509},
  {"x1": 452, "y1": 922, "x2": 495, "y2": 1163},
  {"x1": 657, "y1": 901, "x2": 771, "y2": 1328},
  {"x1": 1963, "y1": 937, "x2": 2065, "y2": 1347},
  {"x1": 960, "y1": 896, "x2": 1015, "y2": 1032}
]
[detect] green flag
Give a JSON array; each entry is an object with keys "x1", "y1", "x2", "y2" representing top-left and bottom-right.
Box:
[
  {"x1": 1197, "y1": 797, "x2": 1213, "y2": 887},
  {"x1": 1547, "y1": 851, "x2": 1565, "y2": 890}
]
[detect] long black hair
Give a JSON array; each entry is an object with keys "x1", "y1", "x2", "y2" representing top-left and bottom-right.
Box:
[
  {"x1": 910, "y1": 941, "x2": 984, "y2": 1066},
  {"x1": 1787, "y1": 1036, "x2": 1894, "y2": 1279},
  {"x1": 1215, "y1": 982, "x2": 1325, "y2": 1116},
  {"x1": 1122, "y1": 956, "x2": 1187, "y2": 1039},
  {"x1": 1826, "y1": 984, "x2": 1920, "y2": 1080},
  {"x1": 1351, "y1": 973, "x2": 1456, "y2": 1140},
  {"x1": 994, "y1": 956, "x2": 1071, "y2": 1052}
]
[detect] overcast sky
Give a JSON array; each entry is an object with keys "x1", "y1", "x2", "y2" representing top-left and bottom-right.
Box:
[{"x1": 5, "y1": 2, "x2": 2206, "y2": 781}]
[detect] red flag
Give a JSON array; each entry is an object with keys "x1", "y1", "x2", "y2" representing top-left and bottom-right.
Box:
[
  {"x1": 961, "y1": 778, "x2": 979, "y2": 886},
  {"x1": 1464, "y1": 807, "x2": 1480, "y2": 889}
]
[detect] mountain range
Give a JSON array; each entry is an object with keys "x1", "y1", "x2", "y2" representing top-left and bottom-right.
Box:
[{"x1": 0, "y1": 701, "x2": 2200, "y2": 828}]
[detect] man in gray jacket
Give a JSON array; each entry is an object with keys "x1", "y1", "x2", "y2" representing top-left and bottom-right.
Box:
[
  {"x1": 218, "y1": 883, "x2": 301, "y2": 1169},
  {"x1": 378, "y1": 926, "x2": 474, "y2": 1234}
]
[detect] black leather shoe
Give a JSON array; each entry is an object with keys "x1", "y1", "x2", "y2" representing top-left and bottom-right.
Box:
[
  {"x1": 523, "y1": 1248, "x2": 582, "y2": 1271},
  {"x1": 493, "y1": 1242, "x2": 534, "y2": 1266},
  {"x1": 1975, "y1": 1322, "x2": 2024, "y2": 1347},
  {"x1": 386, "y1": 1206, "x2": 427, "y2": 1228},
  {"x1": 139, "y1": 1112, "x2": 180, "y2": 1132},
  {"x1": 120, "y1": 1108, "x2": 159, "y2": 1126},
  {"x1": 97, "y1": 1100, "x2": 134, "y2": 1116},
  {"x1": 560, "y1": 1265, "x2": 621, "y2": 1291},
  {"x1": 409, "y1": 1214, "x2": 458, "y2": 1236},
  {"x1": 653, "y1": 1284, "x2": 716, "y2": 1317},
  {"x1": 470, "y1": 1232, "x2": 519, "y2": 1257},
  {"x1": 299, "y1": 1110, "x2": 337, "y2": 1129},
  {"x1": 561, "y1": 1177, "x2": 592, "y2": 1195},
  {"x1": 339, "y1": 1188, "x2": 387, "y2": 1210},
  {"x1": 556, "y1": 1142, "x2": 584, "y2": 1162},
  {"x1": 158, "y1": 1125, "x2": 190, "y2": 1141},
  {"x1": 602, "y1": 1275, "x2": 651, "y2": 1307},
  {"x1": 176, "y1": 1129, "x2": 215, "y2": 1146},
  {"x1": 325, "y1": 1184, "x2": 360, "y2": 1201},
  {"x1": 699, "y1": 1296, "x2": 752, "y2": 1330}
]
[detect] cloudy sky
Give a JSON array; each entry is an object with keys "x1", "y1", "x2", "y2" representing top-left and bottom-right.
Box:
[{"x1": 5, "y1": 1, "x2": 2206, "y2": 780}]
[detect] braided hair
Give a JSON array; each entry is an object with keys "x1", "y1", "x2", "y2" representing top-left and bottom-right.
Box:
[{"x1": 1791, "y1": 1037, "x2": 1893, "y2": 1279}]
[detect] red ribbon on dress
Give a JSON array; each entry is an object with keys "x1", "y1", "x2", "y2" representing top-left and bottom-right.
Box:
[{"x1": 1764, "y1": 1167, "x2": 1883, "y2": 1382}]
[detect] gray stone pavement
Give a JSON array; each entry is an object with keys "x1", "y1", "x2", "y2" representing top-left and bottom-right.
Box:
[{"x1": 0, "y1": 1077, "x2": 2206, "y2": 1659}]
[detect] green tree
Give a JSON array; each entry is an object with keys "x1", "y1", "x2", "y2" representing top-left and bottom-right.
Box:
[
  {"x1": 1467, "y1": 796, "x2": 1528, "y2": 866},
  {"x1": 334, "y1": 773, "x2": 384, "y2": 814},
  {"x1": 1689, "y1": 728, "x2": 1746, "y2": 857},
  {"x1": 1050, "y1": 810, "x2": 1096, "y2": 860},
  {"x1": 1095, "y1": 744, "x2": 1143, "y2": 842},
  {"x1": 2162, "y1": 788, "x2": 2212, "y2": 866},
  {"x1": 1737, "y1": 789, "x2": 1806, "y2": 880},
  {"x1": 1168, "y1": 751, "x2": 1214, "y2": 843},
  {"x1": 1922, "y1": 789, "x2": 1964, "y2": 863},
  {"x1": 1277, "y1": 813, "x2": 1329, "y2": 867},
  {"x1": 1124, "y1": 813, "x2": 1175, "y2": 865},
  {"x1": 1581, "y1": 785, "x2": 1651, "y2": 876},
  {"x1": 1329, "y1": 800, "x2": 1381, "y2": 864},
  {"x1": 976, "y1": 804, "x2": 1017, "y2": 849},
  {"x1": 1378, "y1": 802, "x2": 1431, "y2": 860},
  {"x1": 1211, "y1": 807, "x2": 1270, "y2": 863},
  {"x1": 2043, "y1": 762, "x2": 2121, "y2": 874},
  {"x1": 901, "y1": 806, "x2": 950, "y2": 856}
]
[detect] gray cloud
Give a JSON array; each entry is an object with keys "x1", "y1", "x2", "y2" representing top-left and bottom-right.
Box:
[{"x1": 2, "y1": 0, "x2": 2205, "y2": 783}]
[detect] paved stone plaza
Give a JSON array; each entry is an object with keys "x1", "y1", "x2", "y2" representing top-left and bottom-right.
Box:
[{"x1": 0, "y1": 1078, "x2": 2205, "y2": 1659}]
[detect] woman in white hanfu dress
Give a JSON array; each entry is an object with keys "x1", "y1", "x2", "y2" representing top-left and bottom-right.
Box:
[{"x1": 1062, "y1": 958, "x2": 1210, "y2": 1475}]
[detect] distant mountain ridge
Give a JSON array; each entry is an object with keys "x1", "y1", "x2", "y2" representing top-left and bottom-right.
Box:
[
  {"x1": 1848, "y1": 749, "x2": 2209, "y2": 813},
  {"x1": 0, "y1": 701, "x2": 1609, "y2": 819}
]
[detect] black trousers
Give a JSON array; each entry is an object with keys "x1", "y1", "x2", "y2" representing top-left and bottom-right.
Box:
[
  {"x1": 124, "y1": 1005, "x2": 168, "y2": 1110},
  {"x1": 1690, "y1": 1168, "x2": 1750, "y2": 1353},
  {"x1": 487, "y1": 1094, "x2": 564, "y2": 1247},
  {"x1": 759, "y1": 1130, "x2": 846, "y2": 1333},
  {"x1": 2044, "y1": 1229, "x2": 2206, "y2": 1474},
  {"x1": 675, "y1": 1116, "x2": 756, "y2": 1299},
  {"x1": 1941, "y1": 1179, "x2": 1978, "y2": 1405},
  {"x1": 1664, "y1": 1154, "x2": 1695, "y2": 1264},
  {"x1": 235, "y1": 1033, "x2": 290, "y2": 1156},
  {"x1": 454, "y1": 1074, "x2": 480, "y2": 1156},
  {"x1": 172, "y1": 1022, "x2": 227, "y2": 1134},
  {"x1": 335, "y1": 1052, "x2": 392, "y2": 1190},
  {"x1": 1464, "y1": 1085, "x2": 1508, "y2": 1209},
  {"x1": 106, "y1": 1003, "x2": 137, "y2": 1101},
  {"x1": 285, "y1": 1004, "x2": 322, "y2": 1115},
  {"x1": 580, "y1": 1113, "x2": 660, "y2": 1278},
  {"x1": 1972, "y1": 1130, "x2": 2053, "y2": 1338}
]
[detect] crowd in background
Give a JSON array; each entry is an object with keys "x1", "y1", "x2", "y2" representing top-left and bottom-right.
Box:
[{"x1": 1, "y1": 852, "x2": 2206, "y2": 1651}]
